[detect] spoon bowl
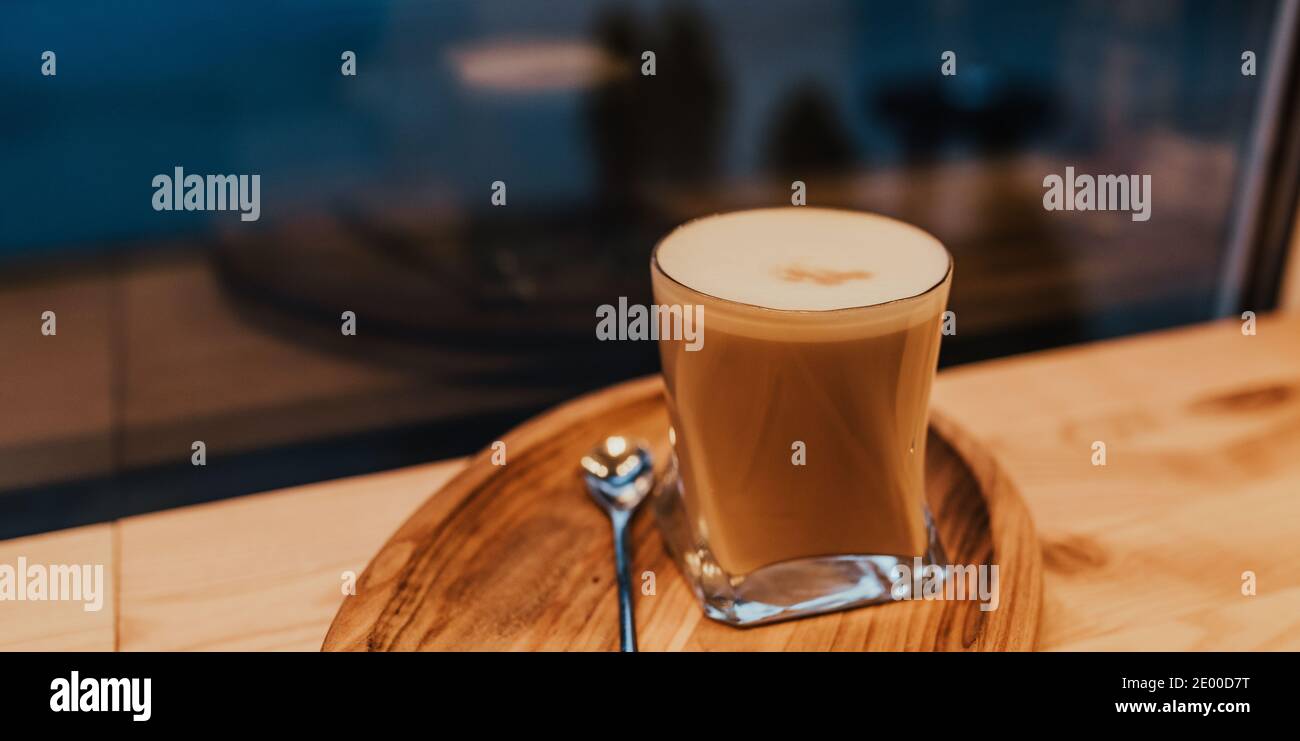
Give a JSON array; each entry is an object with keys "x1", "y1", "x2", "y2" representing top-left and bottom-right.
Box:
[{"x1": 581, "y1": 435, "x2": 654, "y2": 511}]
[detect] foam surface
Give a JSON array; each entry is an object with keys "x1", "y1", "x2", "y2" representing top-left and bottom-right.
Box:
[{"x1": 654, "y1": 209, "x2": 950, "y2": 311}]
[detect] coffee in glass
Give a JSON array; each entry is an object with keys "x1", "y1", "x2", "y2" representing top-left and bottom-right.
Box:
[{"x1": 650, "y1": 207, "x2": 952, "y2": 625}]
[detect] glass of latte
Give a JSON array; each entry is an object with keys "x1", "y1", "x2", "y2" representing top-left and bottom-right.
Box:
[{"x1": 650, "y1": 207, "x2": 952, "y2": 626}]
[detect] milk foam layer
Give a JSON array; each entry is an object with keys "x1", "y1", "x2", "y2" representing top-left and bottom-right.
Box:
[{"x1": 654, "y1": 208, "x2": 950, "y2": 312}]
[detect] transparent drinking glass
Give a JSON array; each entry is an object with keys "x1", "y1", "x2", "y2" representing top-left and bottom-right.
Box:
[{"x1": 650, "y1": 210, "x2": 952, "y2": 626}]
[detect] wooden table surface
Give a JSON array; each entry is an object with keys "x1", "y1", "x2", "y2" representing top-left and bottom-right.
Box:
[{"x1": 3, "y1": 313, "x2": 1298, "y2": 651}]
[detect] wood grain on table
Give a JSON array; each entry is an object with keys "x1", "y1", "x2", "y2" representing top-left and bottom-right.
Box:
[{"x1": 2, "y1": 313, "x2": 1297, "y2": 650}]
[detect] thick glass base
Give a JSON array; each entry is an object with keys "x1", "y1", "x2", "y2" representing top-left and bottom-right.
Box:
[{"x1": 653, "y1": 465, "x2": 946, "y2": 627}]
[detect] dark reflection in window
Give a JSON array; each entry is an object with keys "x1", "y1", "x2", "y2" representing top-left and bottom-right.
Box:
[{"x1": 0, "y1": 0, "x2": 1291, "y2": 535}]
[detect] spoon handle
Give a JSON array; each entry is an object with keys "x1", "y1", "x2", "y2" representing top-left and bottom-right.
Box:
[{"x1": 610, "y1": 509, "x2": 638, "y2": 652}]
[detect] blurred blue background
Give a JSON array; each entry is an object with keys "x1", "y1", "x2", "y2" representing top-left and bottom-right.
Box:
[{"x1": 1, "y1": 1, "x2": 1273, "y2": 254}]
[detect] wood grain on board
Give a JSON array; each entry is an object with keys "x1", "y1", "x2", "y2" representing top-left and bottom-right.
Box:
[{"x1": 322, "y1": 376, "x2": 1040, "y2": 651}]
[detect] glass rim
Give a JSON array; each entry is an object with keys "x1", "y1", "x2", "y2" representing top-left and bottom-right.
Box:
[{"x1": 649, "y1": 207, "x2": 953, "y2": 316}]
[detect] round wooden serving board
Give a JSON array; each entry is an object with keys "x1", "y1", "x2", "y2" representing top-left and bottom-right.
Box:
[{"x1": 323, "y1": 375, "x2": 1041, "y2": 651}]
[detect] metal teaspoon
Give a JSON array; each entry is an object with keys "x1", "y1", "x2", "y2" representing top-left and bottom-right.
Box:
[{"x1": 580, "y1": 436, "x2": 654, "y2": 652}]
